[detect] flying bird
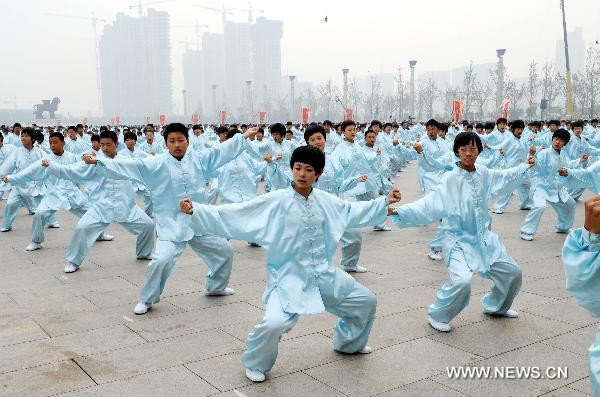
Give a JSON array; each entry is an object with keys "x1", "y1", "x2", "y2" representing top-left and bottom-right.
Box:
[{"x1": 324, "y1": 16, "x2": 328, "y2": 22}]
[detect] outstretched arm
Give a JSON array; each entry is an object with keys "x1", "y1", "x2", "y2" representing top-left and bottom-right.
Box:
[
  {"x1": 4, "y1": 159, "x2": 49, "y2": 185},
  {"x1": 389, "y1": 187, "x2": 446, "y2": 228}
]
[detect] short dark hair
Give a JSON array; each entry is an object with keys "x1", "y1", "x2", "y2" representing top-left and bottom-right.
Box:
[
  {"x1": 453, "y1": 131, "x2": 483, "y2": 156},
  {"x1": 511, "y1": 120, "x2": 525, "y2": 130},
  {"x1": 216, "y1": 126, "x2": 228, "y2": 135},
  {"x1": 289, "y1": 145, "x2": 325, "y2": 175},
  {"x1": 13, "y1": 123, "x2": 21, "y2": 128},
  {"x1": 571, "y1": 121, "x2": 584, "y2": 129},
  {"x1": 340, "y1": 120, "x2": 356, "y2": 132},
  {"x1": 163, "y1": 123, "x2": 189, "y2": 141},
  {"x1": 496, "y1": 118, "x2": 507, "y2": 125},
  {"x1": 49, "y1": 131, "x2": 65, "y2": 142},
  {"x1": 552, "y1": 128, "x2": 570, "y2": 145},
  {"x1": 548, "y1": 119, "x2": 561, "y2": 127},
  {"x1": 76, "y1": 124, "x2": 84, "y2": 129},
  {"x1": 91, "y1": 134, "x2": 100, "y2": 143},
  {"x1": 67, "y1": 125, "x2": 77, "y2": 132},
  {"x1": 124, "y1": 131, "x2": 137, "y2": 141},
  {"x1": 323, "y1": 120, "x2": 333, "y2": 127},
  {"x1": 192, "y1": 124, "x2": 202, "y2": 131},
  {"x1": 484, "y1": 122, "x2": 495, "y2": 130},
  {"x1": 370, "y1": 120, "x2": 382, "y2": 128},
  {"x1": 364, "y1": 129, "x2": 376, "y2": 137},
  {"x1": 475, "y1": 123, "x2": 484, "y2": 129},
  {"x1": 270, "y1": 123, "x2": 286, "y2": 137},
  {"x1": 226, "y1": 130, "x2": 239, "y2": 140},
  {"x1": 21, "y1": 127, "x2": 35, "y2": 139},
  {"x1": 439, "y1": 123, "x2": 449, "y2": 133},
  {"x1": 99, "y1": 130, "x2": 118, "y2": 143},
  {"x1": 304, "y1": 124, "x2": 326, "y2": 144},
  {"x1": 425, "y1": 119, "x2": 439, "y2": 129}
]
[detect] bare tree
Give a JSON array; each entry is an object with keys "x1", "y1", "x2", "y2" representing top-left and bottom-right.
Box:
[
  {"x1": 471, "y1": 81, "x2": 494, "y2": 120},
  {"x1": 393, "y1": 66, "x2": 408, "y2": 121},
  {"x1": 462, "y1": 61, "x2": 477, "y2": 119},
  {"x1": 540, "y1": 61, "x2": 557, "y2": 118},
  {"x1": 504, "y1": 80, "x2": 527, "y2": 118},
  {"x1": 348, "y1": 77, "x2": 364, "y2": 120},
  {"x1": 582, "y1": 45, "x2": 600, "y2": 117},
  {"x1": 298, "y1": 87, "x2": 319, "y2": 118},
  {"x1": 418, "y1": 78, "x2": 439, "y2": 119},
  {"x1": 572, "y1": 72, "x2": 589, "y2": 116},
  {"x1": 443, "y1": 86, "x2": 460, "y2": 120},
  {"x1": 365, "y1": 76, "x2": 382, "y2": 120},
  {"x1": 316, "y1": 79, "x2": 341, "y2": 120},
  {"x1": 526, "y1": 60, "x2": 540, "y2": 118}
]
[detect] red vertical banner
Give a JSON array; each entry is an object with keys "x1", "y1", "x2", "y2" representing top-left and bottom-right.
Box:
[
  {"x1": 81, "y1": 117, "x2": 88, "y2": 125},
  {"x1": 219, "y1": 111, "x2": 227, "y2": 124},
  {"x1": 344, "y1": 108, "x2": 354, "y2": 120},
  {"x1": 300, "y1": 107, "x2": 310, "y2": 124},
  {"x1": 158, "y1": 114, "x2": 166, "y2": 125},
  {"x1": 501, "y1": 100, "x2": 511, "y2": 119},
  {"x1": 258, "y1": 111, "x2": 267, "y2": 124},
  {"x1": 145, "y1": 116, "x2": 151, "y2": 125},
  {"x1": 191, "y1": 114, "x2": 200, "y2": 124},
  {"x1": 110, "y1": 118, "x2": 116, "y2": 126},
  {"x1": 451, "y1": 100, "x2": 463, "y2": 124},
  {"x1": 115, "y1": 116, "x2": 120, "y2": 125}
]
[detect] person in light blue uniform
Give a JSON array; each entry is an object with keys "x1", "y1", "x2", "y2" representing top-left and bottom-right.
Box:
[
  {"x1": 412, "y1": 119, "x2": 456, "y2": 261},
  {"x1": 2, "y1": 132, "x2": 91, "y2": 251},
  {"x1": 137, "y1": 129, "x2": 164, "y2": 156},
  {"x1": 565, "y1": 121, "x2": 600, "y2": 201},
  {"x1": 81, "y1": 123, "x2": 259, "y2": 315},
  {"x1": 4, "y1": 123, "x2": 23, "y2": 147},
  {"x1": 491, "y1": 120, "x2": 536, "y2": 214},
  {"x1": 520, "y1": 128, "x2": 587, "y2": 241},
  {"x1": 559, "y1": 160, "x2": 600, "y2": 194},
  {"x1": 390, "y1": 131, "x2": 535, "y2": 332},
  {"x1": 0, "y1": 134, "x2": 16, "y2": 202},
  {"x1": 179, "y1": 145, "x2": 401, "y2": 383},
  {"x1": 120, "y1": 132, "x2": 153, "y2": 216},
  {"x1": 562, "y1": 195, "x2": 600, "y2": 397},
  {"x1": 64, "y1": 126, "x2": 92, "y2": 155},
  {"x1": 0, "y1": 128, "x2": 48, "y2": 232},
  {"x1": 43, "y1": 130, "x2": 154, "y2": 273}
]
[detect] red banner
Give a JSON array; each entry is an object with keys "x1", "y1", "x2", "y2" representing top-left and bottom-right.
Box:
[
  {"x1": 501, "y1": 100, "x2": 511, "y2": 119},
  {"x1": 191, "y1": 114, "x2": 200, "y2": 124},
  {"x1": 158, "y1": 114, "x2": 166, "y2": 125},
  {"x1": 300, "y1": 107, "x2": 311, "y2": 124},
  {"x1": 344, "y1": 109, "x2": 354, "y2": 121},
  {"x1": 81, "y1": 117, "x2": 88, "y2": 126},
  {"x1": 451, "y1": 100, "x2": 463, "y2": 124},
  {"x1": 110, "y1": 118, "x2": 116, "y2": 126},
  {"x1": 258, "y1": 111, "x2": 267, "y2": 124},
  {"x1": 115, "y1": 116, "x2": 120, "y2": 125},
  {"x1": 219, "y1": 111, "x2": 227, "y2": 124}
]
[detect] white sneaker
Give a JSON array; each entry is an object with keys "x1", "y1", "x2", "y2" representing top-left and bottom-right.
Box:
[
  {"x1": 492, "y1": 209, "x2": 503, "y2": 214},
  {"x1": 428, "y1": 250, "x2": 442, "y2": 261},
  {"x1": 485, "y1": 309, "x2": 519, "y2": 318},
  {"x1": 373, "y1": 225, "x2": 392, "y2": 231},
  {"x1": 205, "y1": 287, "x2": 235, "y2": 296},
  {"x1": 520, "y1": 233, "x2": 533, "y2": 241},
  {"x1": 47, "y1": 223, "x2": 61, "y2": 229},
  {"x1": 245, "y1": 368, "x2": 265, "y2": 382},
  {"x1": 344, "y1": 265, "x2": 368, "y2": 273},
  {"x1": 0, "y1": 227, "x2": 11, "y2": 232},
  {"x1": 97, "y1": 233, "x2": 114, "y2": 241},
  {"x1": 428, "y1": 316, "x2": 451, "y2": 332},
  {"x1": 24, "y1": 242, "x2": 42, "y2": 251},
  {"x1": 64, "y1": 262, "x2": 79, "y2": 273},
  {"x1": 359, "y1": 346, "x2": 372, "y2": 354},
  {"x1": 134, "y1": 301, "x2": 151, "y2": 315}
]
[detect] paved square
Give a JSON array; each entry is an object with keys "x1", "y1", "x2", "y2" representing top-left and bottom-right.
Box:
[{"x1": 0, "y1": 163, "x2": 594, "y2": 397}]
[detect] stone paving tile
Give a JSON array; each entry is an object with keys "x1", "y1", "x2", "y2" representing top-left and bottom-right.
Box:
[
  {"x1": 523, "y1": 297, "x2": 600, "y2": 327},
  {"x1": 568, "y1": 377, "x2": 592, "y2": 395},
  {"x1": 59, "y1": 366, "x2": 219, "y2": 397},
  {"x1": 427, "y1": 311, "x2": 579, "y2": 358},
  {"x1": 75, "y1": 329, "x2": 245, "y2": 384},
  {"x1": 228, "y1": 372, "x2": 346, "y2": 397},
  {"x1": 304, "y1": 337, "x2": 481, "y2": 396},
  {"x1": 433, "y1": 343, "x2": 589, "y2": 397},
  {"x1": 375, "y1": 379, "x2": 467, "y2": 396},
  {"x1": 0, "y1": 318, "x2": 50, "y2": 347},
  {"x1": 0, "y1": 360, "x2": 95, "y2": 397}
]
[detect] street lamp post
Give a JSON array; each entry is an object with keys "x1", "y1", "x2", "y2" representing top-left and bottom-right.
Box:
[
  {"x1": 342, "y1": 68, "x2": 350, "y2": 113},
  {"x1": 289, "y1": 75, "x2": 296, "y2": 121},
  {"x1": 409, "y1": 60, "x2": 417, "y2": 120},
  {"x1": 211, "y1": 85, "x2": 217, "y2": 123},
  {"x1": 560, "y1": 0, "x2": 574, "y2": 118},
  {"x1": 495, "y1": 49, "x2": 506, "y2": 117},
  {"x1": 182, "y1": 89, "x2": 188, "y2": 118}
]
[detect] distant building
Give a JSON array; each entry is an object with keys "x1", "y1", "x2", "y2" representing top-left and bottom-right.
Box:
[
  {"x1": 251, "y1": 17, "x2": 283, "y2": 110},
  {"x1": 199, "y1": 32, "x2": 225, "y2": 121},
  {"x1": 556, "y1": 26, "x2": 585, "y2": 76},
  {"x1": 182, "y1": 48, "x2": 203, "y2": 117},
  {"x1": 224, "y1": 21, "x2": 252, "y2": 115},
  {"x1": 99, "y1": 9, "x2": 172, "y2": 120},
  {"x1": 451, "y1": 63, "x2": 496, "y2": 87}
]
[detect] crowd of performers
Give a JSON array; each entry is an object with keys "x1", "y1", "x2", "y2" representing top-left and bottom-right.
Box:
[{"x1": 0, "y1": 118, "x2": 599, "y2": 390}]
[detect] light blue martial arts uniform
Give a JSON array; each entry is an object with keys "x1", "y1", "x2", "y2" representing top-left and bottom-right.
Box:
[
  {"x1": 46, "y1": 153, "x2": 155, "y2": 268},
  {"x1": 6, "y1": 151, "x2": 88, "y2": 244},
  {"x1": 563, "y1": 228, "x2": 600, "y2": 396},
  {"x1": 138, "y1": 140, "x2": 164, "y2": 156},
  {"x1": 564, "y1": 134, "x2": 600, "y2": 200},
  {"x1": 492, "y1": 133, "x2": 534, "y2": 212},
  {"x1": 4, "y1": 133, "x2": 22, "y2": 147},
  {"x1": 65, "y1": 136, "x2": 92, "y2": 155},
  {"x1": 520, "y1": 147, "x2": 583, "y2": 238},
  {"x1": 214, "y1": 152, "x2": 266, "y2": 204},
  {"x1": 563, "y1": 161, "x2": 600, "y2": 194},
  {"x1": 0, "y1": 143, "x2": 16, "y2": 200},
  {"x1": 0, "y1": 145, "x2": 47, "y2": 230},
  {"x1": 120, "y1": 147, "x2": 153, "y2": 216},
  {"x1": 94, "y1": 133, "x2": 251, "y2": 304},
  {"x1": 391, "y1": 163, "x2": 531, "y2": 324},
  {"x1": 188, "y1": 187, "x2": 389, "y2": 374}
]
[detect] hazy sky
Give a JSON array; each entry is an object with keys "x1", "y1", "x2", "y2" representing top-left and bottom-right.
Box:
[{"x1": 2, "y1": 0, "x2": 599, "y2": 117}]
